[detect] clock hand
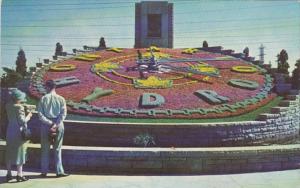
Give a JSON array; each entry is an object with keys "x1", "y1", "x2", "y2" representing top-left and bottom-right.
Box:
[
  {"x1": 160, "y1": 64, "x2": 220, "y2": 77},
  {"x1": 157, "y1": 57, "x2": 237, "y2": 64}
]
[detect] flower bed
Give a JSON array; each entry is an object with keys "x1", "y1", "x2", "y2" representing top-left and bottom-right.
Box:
[{"x1": 28, "y1": 48, "x2": 275, "y2": 119}]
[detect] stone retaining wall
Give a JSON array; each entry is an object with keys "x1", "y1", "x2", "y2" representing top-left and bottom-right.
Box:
[
  {"x1": 25, "y1": 91, "x2": 300, "y2": 147},
  {"x1": 7, "y1": 48, "x2": 298, "y2": 147},
  {"x1": 0, "y1": 141, "x2": 299, "y2": 174}
]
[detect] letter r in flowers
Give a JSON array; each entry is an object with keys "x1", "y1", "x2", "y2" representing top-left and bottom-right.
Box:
[{"x1": 195, "y1": 90, "x2": 230, "y2": 105}]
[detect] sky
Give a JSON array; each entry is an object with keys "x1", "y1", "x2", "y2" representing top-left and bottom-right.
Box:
[{"x1": 1, "y1": 0, "x2": 300, "y2": 74}]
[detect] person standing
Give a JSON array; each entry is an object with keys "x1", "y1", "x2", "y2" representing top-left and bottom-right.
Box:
[
  {"x1": 5, "y1": 89, "x2": 32, "y2": 182},
  {"x1": 37, "y1": 80, "x2": 69, "y2": 177}
]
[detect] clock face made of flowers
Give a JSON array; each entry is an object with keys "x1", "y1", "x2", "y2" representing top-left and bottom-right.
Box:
[{"x1": 29, "y1": 47, "x2": 274, "y2": 119}]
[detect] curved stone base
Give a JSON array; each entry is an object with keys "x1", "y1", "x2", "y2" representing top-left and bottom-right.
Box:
[
  {"x1": 0, "y1": 141, "x2": 299, "y2": 174},
  {"x1": 25, "y1": 91, "x2": 300, "y2": 147}
]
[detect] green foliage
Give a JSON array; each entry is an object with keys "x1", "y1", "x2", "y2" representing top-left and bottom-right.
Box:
[
  {"x1": 243, "y1": 47, "x2": 249, "y2": 57},
  {"x1": 291, "y1": 58, "x2": 300, "y2": 89},
  {"x1": 277, "y1": 49, "x2": 289, "y2": 74},
  {"x1": 202, "y1": 40, "x2": 208, "y2": 48},
  {"x1": 16, "y1": 49, "x2": 27, "y2": 77},
  {"x1": 1, "y1": 67, "x2": 23, "y2": 88},
  {"x1": 55, "y1": 42, "x2": 63, "y2": 56},
  {"x1": 99, "y1": 37, "x2": 106, "y2": 48}
]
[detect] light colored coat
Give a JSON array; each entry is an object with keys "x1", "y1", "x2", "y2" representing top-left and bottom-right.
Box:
[
  {"x1": 5, "y1": 103, "x2": 30, "y2": 165},
  {"x1": 37, "y1": 90, "x2": 67, "y2": 174}
]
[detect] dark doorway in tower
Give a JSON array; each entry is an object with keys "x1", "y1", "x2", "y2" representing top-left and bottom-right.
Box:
[{"x1": 147, "y1": 14, "x2": 162, "y2": 37}]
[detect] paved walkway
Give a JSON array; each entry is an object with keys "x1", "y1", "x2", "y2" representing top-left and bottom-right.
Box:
[{"x1": 0, "y1": 169, "x2": 300, "y2": 188}]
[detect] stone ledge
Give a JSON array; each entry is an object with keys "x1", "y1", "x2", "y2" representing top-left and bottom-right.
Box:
[
  {"x1": 256, "y1": 113, "x2": 281, "y2": 120},
  {"x1": 285, "y1": 95, "x2": 298, "y2": 100},
  {"x1": 0, "y1": 141, "x2": 299, "y2": 174},
  {"x1": 279, "y1": 100, "x2": 298, "y2": 107},
  {"x1": 271, "y1": 107, "x2": 289, "y2": 113}
]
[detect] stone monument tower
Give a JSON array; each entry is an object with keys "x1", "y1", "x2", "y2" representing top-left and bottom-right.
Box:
[{"x1": 135, "y1": 1, "x2": 173, "y2": 48}]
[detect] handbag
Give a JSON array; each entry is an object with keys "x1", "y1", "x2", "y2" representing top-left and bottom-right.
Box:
[
  {"x1": 16, "y1": 109, "x2": 32, "y2": 141},
  {"x1": 20, "y1": 125, "x2": 32, "y2": 141}
]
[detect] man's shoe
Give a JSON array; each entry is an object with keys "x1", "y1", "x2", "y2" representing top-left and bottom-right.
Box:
[
  {"x1": 16, "y1": 176, "x2": 28, "y2": 182},
  {"x1": 56, "y1": 173, "x2": 69, "y2": 178},
  {"x1": 40, "y1": 173, "x2": 47, "y2": 178}
]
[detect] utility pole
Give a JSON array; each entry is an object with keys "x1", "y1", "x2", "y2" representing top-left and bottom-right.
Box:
[{"x1": 259, "y1": 44, "x2": 265, "y2": 65}]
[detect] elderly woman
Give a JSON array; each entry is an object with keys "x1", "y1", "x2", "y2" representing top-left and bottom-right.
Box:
[{"x1": 5, "y1": 89, "x2": 32, "y2": 182}]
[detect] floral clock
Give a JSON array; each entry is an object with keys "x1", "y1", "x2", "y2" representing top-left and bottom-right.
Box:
[{"x1": 29, "y1": 47, "x2": 275, "y2": 119}]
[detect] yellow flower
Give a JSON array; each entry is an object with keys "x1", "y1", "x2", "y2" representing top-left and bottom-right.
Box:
[
  {"x1": 75, "y1": 54, "x2": 100, "y2": 61},
  {"x1": 203, "y1": 76, "x2": 210, "y2": 82},
  {"x1": 182, "y1": 48, "x2": 198, "y2": 54},
  {"x1": 147, "y1": 46, "x2": 160, "y2": 52},
  {"x1": 143, "y1": 52, "x2": 170, "y2": 59},
  {"x1": 93, "y1": 62, "x2": 120, "y2": 72},
  {"x1": 231, "y1": 66, "x2": 257, "y2": 73},
  {"x1": 190, "y1": 63, "x2": 219, "y2": 74},
  {"x1": 106, "y1": 48, "x2": 123, "y2": 53},
  {"x1": 50, "y1": 64, "x2": 76, "y2": 71},
  {"x1": 134, "y1": 76, "x2": 173, "y2": 88}
]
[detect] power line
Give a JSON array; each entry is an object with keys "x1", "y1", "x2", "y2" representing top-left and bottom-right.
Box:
[
  {"x1": 175, "y1": 39, "x2": 300, "y2": 46},
  {"x1": 2, "y1": 49, "x2": 52, "y2": 52},
  {"x1": 2, "y1": 32, "x2": 299, "y2": 41},
  {"x1": 2, "y1": 1, "x2": 136, "y2": 7},
  {"x1": 176, "y1": 32, "x2": 300, "y2": 38},
  {"x1": 2, "y1": 23, "x2": 134, "y2": 27},
  {"x1": 2, "y1": 37, "x2": 299, "y2": 48},
  {"x1": 1, "y1": 0, "x2": 196, "y2": 7},
  {"x1": 2, "y1": 14, "x2": 298, "y2": 25},
  {"x1": 175, "y1": 16, "x2": 299, "y2": 25},
  {"x1": 2, "y1": 3, "x2": 294, "y2": 12},
  {"x1": 176, "y1": 3, "x2": 295, "y2": 14},
  {"x1": 3, "y1": 20, "x2": 298, "y2": 28},
  {"x1": 1, "y1": 44, "x2": 54, "y2": 47},
  {"x1": 2, "y1": 5, "x2": 133, "y2": 11},
  {"x1": 1, "y1": 0, "x2": 221, "y2": 7},
  {"x1": 175, "y1": 24, "x2": 299, "y2": 33},
  {"x1": 2, "y1": 15, "x2": 135, "y2": 22}
]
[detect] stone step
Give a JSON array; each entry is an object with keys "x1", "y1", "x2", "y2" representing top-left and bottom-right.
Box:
[
  {"x1": 271, "y1": 107, "x2": 289, "y2": 114},
  {"x1": 289, "y1": 90, "x2": 300, "y2": 95},
  {"x1": 256, "y1": 113, "x2": 280, "y2": 120},
  {"x1": 279, "y1": 100, "x2": 297, "y2": 107},
  {"x1": 284, "y1": 95, "x2": 298, "y2": 100},
  {"x1": 0, "y1": 140, "x2": 299, "y2": 175}
]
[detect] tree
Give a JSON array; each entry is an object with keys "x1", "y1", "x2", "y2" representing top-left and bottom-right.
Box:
[
  {"x1": 0, "y1": 67, "x2": 23, "y2": 88},
  {"x1": 55, "y1": 42, "x2": 63, "y2": 56},
  {"x1": 99, "y1": 37, "x2": 106, "y2": 49},
  {"x1": 202, "y1": 41, "x2": 208, "y2": 48},
  {"x1": 15, "y1": 49, "x2": 27, "y2": 77},
  {"x1": 243, "y1": 47, "x2": 249, "y2": 57},
  {"x1": 277, "y1": 49, "x2": 289, "y2": 74},
  {"x1": 0, "y1": 67, "x2": 22, "y2": 139},
  {"x1": 291, "y1": 59, "x2": 300, "y2": 89}
]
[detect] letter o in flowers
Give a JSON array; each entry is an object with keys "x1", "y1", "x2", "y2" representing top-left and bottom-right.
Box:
[
  {"x1": 228, "y1": 79, "x2": 259, "y2": 90},
  {"x1": 231, "y1": 66, "x2": 257, "y2": 73},
  {"x1": 50, "y1": 64, "x2": 76, "y2": 72}
]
